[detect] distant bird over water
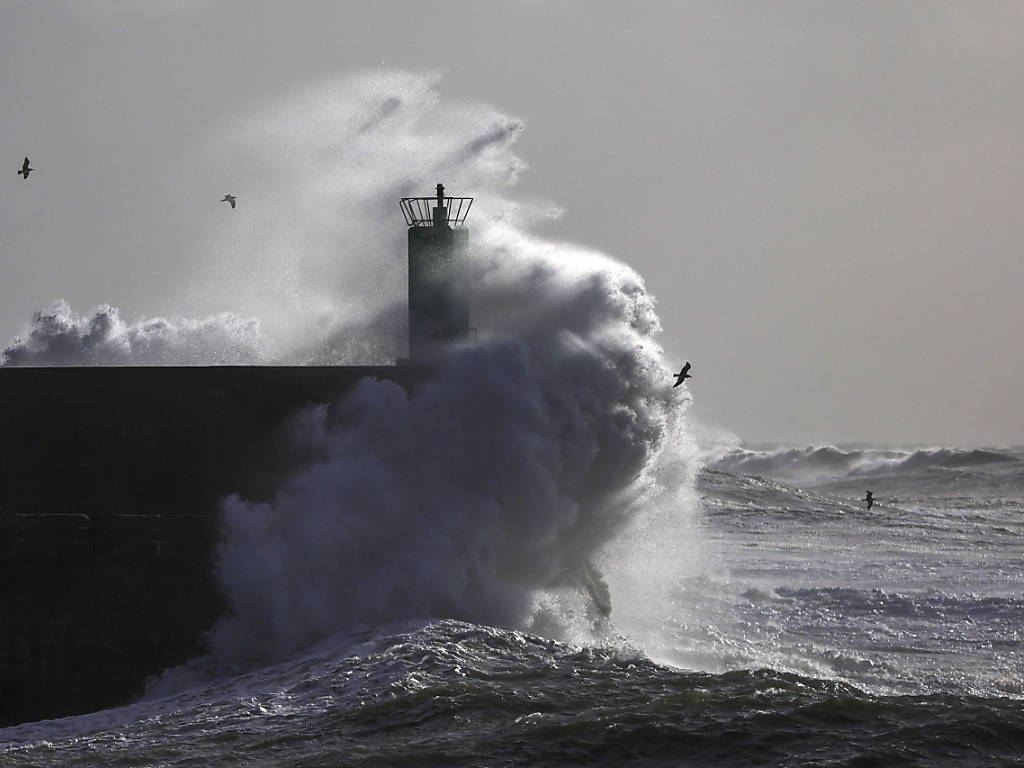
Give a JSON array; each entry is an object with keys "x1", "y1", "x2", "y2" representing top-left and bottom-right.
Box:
[
  {"x1": 17, "y1": 157, "x2": 33, "y2": 179},
  {"x1": 672, "y1": 362, "x2": 692, "y2": 388},
  {"x1": 220, "y1": 194, "x2": 237, "y2": 209},
  {"x1": 865, "y1": 490, "x2": 874, "y2": 510}
]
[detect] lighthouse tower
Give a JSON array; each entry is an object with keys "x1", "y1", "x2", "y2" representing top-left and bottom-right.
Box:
[{"x1": 399, "y1": 183, "x2": 472, "y2": 361}]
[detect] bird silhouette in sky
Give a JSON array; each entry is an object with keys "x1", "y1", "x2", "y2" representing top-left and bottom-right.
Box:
[
  {"x1": 220, "y1": 194, "x2": 237, "y2": 209},
  {"x1": 17, "y1": 157, "x2": 33, "y2": 179},
  {"x1": 672, "y1": 362, "x2": 692, "y2": 388}
]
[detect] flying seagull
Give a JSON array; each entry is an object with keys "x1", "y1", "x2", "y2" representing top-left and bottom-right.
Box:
[
  {"x1": 672, "y1": 362, "x2": 692, "y2": 388},
  {"x1": 17, "y1": 157, "x2": 32, "y2": 179},
  {"x1": 865, "y1": 490, "x2": 874, "y2": 510},
  {"x1": 220, "y1": 194, "x2": 237, "y2": 209}
]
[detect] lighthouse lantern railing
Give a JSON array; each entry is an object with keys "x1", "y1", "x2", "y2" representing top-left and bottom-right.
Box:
[{"x1": 400, "y1": 183, "x2": 473, "y2": 228}]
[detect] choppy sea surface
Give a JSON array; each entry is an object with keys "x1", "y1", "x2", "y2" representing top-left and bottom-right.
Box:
[{"x1": 3, "y1": 444, "x2": 1023, "y2": 767}]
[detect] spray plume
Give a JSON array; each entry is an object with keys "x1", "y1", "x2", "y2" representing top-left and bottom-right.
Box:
[{"x1": 205, "y1": 72, "x2": 703, "y2": 661}]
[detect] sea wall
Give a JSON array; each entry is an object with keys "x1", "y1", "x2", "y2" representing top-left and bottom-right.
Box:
[{"x1": 0, "y1": 365, "x2": 428, "y2": 726}]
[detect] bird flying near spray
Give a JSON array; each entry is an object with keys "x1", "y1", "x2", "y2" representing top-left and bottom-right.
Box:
[{"x1": 672, "y1": 362, "x2": 692, "y2": 388}]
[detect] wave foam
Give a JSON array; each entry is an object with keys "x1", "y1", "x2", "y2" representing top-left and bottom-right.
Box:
[{"x1": 2, "y1": 300, "x2": 263, "y2": 366}]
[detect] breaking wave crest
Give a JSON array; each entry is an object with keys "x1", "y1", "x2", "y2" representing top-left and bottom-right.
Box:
[{"x1": 708, "y1": 443, "x2": 1019, "y2": 484}]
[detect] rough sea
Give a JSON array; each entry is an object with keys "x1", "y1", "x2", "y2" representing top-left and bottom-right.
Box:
[
  {"x1": 2, "y1": 444, "x2": 1022, "y2": 767},
  {"x1": 2, "y1": 72, "x2": 1022, "y2": 766}
]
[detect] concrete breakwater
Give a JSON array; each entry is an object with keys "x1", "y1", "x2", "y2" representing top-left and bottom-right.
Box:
[{"x1": 0, "y1": 365, "x2": 427, "y2": 726}]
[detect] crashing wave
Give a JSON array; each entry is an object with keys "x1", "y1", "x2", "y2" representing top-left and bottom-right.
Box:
[
  {"x1": 2, "y1": 300, "x2": 264, "y2": 366},
  {"x1": 194, "y1": 72, "x2": 701, "y2": 662},
  {"x1": 708, "y1": 443, "x2": 1018, "y2": 484}
]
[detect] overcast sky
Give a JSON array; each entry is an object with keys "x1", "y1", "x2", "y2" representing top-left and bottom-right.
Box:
[{"x1": 2, "y1": 1, "x2": 1022, "y2": 446}]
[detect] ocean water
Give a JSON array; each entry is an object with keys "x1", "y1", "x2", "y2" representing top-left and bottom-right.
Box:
[{"x1": 3, "y1": 445, "x2": 1022, "y2": 767}]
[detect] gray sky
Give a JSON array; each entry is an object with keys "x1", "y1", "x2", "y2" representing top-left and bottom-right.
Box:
[{"x1": 2, "y1": 1, "x2": 1022, "y2": 446}]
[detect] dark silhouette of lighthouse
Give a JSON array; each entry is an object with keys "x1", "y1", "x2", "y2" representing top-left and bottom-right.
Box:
[{"x1": 399, "y1": 183, "x2": 473, "y2": 361}]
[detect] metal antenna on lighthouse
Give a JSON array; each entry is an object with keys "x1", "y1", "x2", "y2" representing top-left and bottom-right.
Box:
[{"x1": 433, "y1": 183, "x2": 447, "y2": 226}]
